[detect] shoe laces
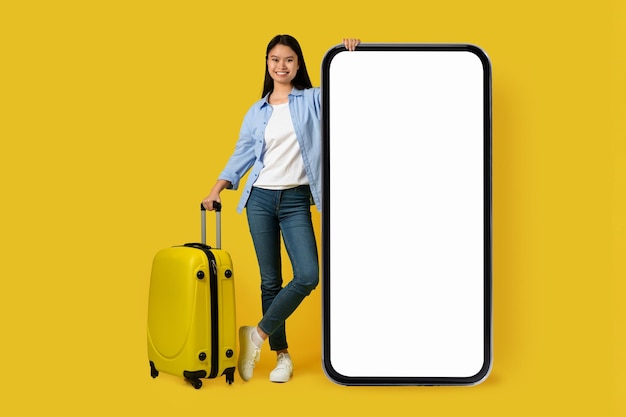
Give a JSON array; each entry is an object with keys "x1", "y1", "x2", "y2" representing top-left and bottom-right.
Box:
[
  {"x1": 246, "y1": 347, "x2": 261, "y2": 367},
  {"x1": 275, "y1": 353, "x2": 291, "y2": 369}
]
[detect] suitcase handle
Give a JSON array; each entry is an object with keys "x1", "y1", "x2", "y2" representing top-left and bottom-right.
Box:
[
  {"x1": 201, "y1": 201, "x2": 221, "y2": 212},
  {"x1": 200, "y1": 202, "x2": 221, "y2": 248}
]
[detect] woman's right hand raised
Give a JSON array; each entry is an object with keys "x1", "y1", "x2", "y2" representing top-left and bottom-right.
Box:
[{"x1": 342, "y1": 38, "x2": 361, "y2": 51}]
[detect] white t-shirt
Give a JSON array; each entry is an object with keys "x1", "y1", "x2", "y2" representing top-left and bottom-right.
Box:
[{"x1": 254, "y1": 102, "x2": 308, "y2": 189}]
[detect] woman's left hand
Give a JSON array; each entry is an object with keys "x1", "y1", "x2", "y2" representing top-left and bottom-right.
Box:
[{"x1": 343, "y1": 38, "x2": 361, "y2": 51}]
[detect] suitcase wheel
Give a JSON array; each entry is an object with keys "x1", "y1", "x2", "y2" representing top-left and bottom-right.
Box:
[
  {"x1": 224, "y1": 367, "x2": 235, "y2": 385},
  {"x1": 183, "y1": 370, "x2": 206, "y2": 389},
  {"x1": 149, "y1": 361, "x2": 159, "y2": 378},
  {"x1": 187, "y1": 378, "x2": 202, "y2": 389}
]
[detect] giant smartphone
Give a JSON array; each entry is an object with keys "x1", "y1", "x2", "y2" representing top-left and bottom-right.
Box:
[{"x1": 321, "y1": 44, "x2": 492, "y2": 385}]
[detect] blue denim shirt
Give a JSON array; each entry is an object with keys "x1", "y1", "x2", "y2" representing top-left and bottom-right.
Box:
[{"x1": 219, "y1": 87, "x2": 322, "y2": 213}]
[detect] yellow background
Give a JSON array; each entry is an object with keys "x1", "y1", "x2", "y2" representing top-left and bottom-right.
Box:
[{"x1": 1, "y1": 1, "x2": 624, "y2": 415}]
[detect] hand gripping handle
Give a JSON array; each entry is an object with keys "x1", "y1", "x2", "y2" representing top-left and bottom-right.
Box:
[{"x1": 200, "y1": 202, "x2": 221, "y2": 248}]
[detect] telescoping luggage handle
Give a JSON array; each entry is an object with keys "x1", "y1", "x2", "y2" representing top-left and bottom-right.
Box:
[{"x1": 200, "y1": 202, "x2": 221, "y2": 249}]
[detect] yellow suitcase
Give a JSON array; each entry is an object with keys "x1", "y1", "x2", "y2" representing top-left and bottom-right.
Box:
[{"x1": 147, "y1": 203, "x2": 236, "y2": 388}]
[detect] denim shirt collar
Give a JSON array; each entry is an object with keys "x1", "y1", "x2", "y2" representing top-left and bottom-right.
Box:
[{"x1": 259, "y1": 87, "x2": 304, "y2": 109}]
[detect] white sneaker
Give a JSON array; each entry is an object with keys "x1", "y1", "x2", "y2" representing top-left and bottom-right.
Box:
[
  {"x1": 238, "y1": 326, "x2": 261, "y2": 381},
  {"x1": 269, "y1": 353, "x2": 293, "y2": 383}
]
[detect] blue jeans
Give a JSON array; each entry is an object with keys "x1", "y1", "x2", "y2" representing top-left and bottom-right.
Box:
[{"x1": 246, "y1": 185, "x2": 319, "y2": 351}]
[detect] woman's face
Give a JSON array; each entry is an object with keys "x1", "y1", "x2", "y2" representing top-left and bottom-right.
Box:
[{"x1": 267, "y1": 44, "x2": 299, "y2": 87}]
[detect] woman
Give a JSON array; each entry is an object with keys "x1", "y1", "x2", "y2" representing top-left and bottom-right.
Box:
[{"x1": 202, "y1": 35, "x2": 360, "y2": 383}]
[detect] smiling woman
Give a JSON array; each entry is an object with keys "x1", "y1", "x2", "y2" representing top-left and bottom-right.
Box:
[
  {"x1": 266, "y1": 46, "x2": 300, "y2": 101},
  {"x1": 202, "y1": 34, "x2": 360, "y2": 384},
  {"x1": 263, "y1": 35, "x2": 312, "y2": 104}
]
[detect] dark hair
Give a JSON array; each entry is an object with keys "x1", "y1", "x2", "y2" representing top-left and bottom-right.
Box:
[{"x1": 262, "y1": 34, "x2": 312, "y2": 98}]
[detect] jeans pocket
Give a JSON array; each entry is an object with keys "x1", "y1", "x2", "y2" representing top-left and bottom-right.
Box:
[{"x1": 296, "y1": 185, "x2": 313, "y2": 205}]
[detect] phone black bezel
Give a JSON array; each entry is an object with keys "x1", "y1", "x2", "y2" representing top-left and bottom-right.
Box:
[{"x1": 320, "y1": 43, "x2": 493, "y2": 386}]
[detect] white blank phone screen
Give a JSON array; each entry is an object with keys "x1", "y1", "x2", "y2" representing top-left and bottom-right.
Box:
[{"x1": 324, "y1": 47, "x2": 490, "y2": 382}]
